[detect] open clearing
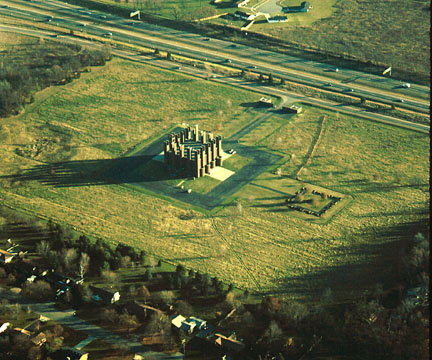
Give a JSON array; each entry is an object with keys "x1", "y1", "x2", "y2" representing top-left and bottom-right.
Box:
[{"x1": 0, "y1": 34, "x2": 429, "y2": 301}]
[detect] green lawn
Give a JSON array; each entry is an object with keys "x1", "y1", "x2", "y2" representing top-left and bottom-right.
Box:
[
  {"x1": 222, "y1": 153, "x2": 251, "y2": 171},
  {"x1": 182, "y1": 176, "x2": 222, "y2": 194}
]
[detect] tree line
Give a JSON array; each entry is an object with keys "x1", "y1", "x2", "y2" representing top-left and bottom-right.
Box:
[{"x1": 0, "y1": 40, "x2": 112, "y2": 117}]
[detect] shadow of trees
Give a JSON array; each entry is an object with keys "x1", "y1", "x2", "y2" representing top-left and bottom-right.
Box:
[{"x1": 268, "y1": 217, "x2": 429, "y2": 299}]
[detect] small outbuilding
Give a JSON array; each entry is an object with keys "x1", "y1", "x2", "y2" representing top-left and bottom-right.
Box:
[
  {"x1": 235, "y1": 0, "x2": 250, "y2": 7},
  {"x1": 283, "y1": 1, "x2": 312, "y2": 13},
  {"x1": 234, "y1": 11, "x2": 256, "y2": 21},
  {"x1": 0, "y1": 249, "x2": 16, "y2": 264},
  {"x1": 282, "y1": 104, "x2": 303, "y2": 113},
  {"x1": 90, "y1": 286, "x2": 120, "y2": 304},
  {"x1": 258, "y1": 97, "x2": 273, "y2": 107},
  {"x1": 267, "y1": 15, "x2": 288, "y2": 23},
  {"x1": 186, "y1": 316, "x2": 207, "y2": 330},
  {"x1": 171, "y1": 314, "x2": 186, "y2": 329},
  {"x1": 215, "y1": 333, "x2": 245, "y2": 353}
]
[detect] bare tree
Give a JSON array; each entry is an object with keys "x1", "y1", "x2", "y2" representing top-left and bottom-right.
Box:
[
  {"x1": 102, "y1": 308, "x2": 119, "y2": 325},
  {"x1": 21, "y1": 281, "x2": 53, "y2": 301},
  {"x1": 321, "y1": 287, "x2": 334, "y2": 305},
  {"x1": 174, "y1": 300, "x2": 192, "y2": 317},
  {"x1": 78, "y1": 253, "x2": 90, "y2": 278},
  {"x1": 27, "y1": 346, "x2": 42, "y2": 360},
  {"x1": 62, "y1": 248, "x2": 78, "y2": 272},
  {"x1": 236, "y1": 202, "x2": 243, "y2": 215},
  {"x1": 263, "y1": 320, "x2": 282, "y2": 344},
  {"x1": 119, "y1": 313, "x2": 138, "y2": 332},
  {"x1": 146, "y1": 312, "x2": 171, "y2": 334},
  {"x1": 120, "y1": 255, "x2": 131, "y2": 269},
  {"x1": 36, "y1": 240, "x2": 50, "y2": 257},
  {"x1": 225, "y1": 291, "x2": 241, "y2": 309},
  {"x1": 101, "y1": 270, "x2": 119, "y2": 286},
  {"x1": 147, "y1": 255, "x2": 158, "y2": 268},
  {"x1": 137, "y1": 285, "x2": 151, "y2": 303},
  {"x1": 154, "y1": 290, "x2": 175, "y2": 307}
]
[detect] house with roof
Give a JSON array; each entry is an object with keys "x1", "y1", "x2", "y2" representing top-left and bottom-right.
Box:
[
  {"x1": 197, "y1": 323, "x2": 214, "y2": 339},
  {"x1": 0, "y1": 249, "x2": 17, "y2": 264},
  {"x1": 282, "y1": 104, "x2": 303, "y2": 113},
  {"x1": 90, "y1": 286, "x2": 120, "y2": 304},
  {"x1": 0, "y1": 322, "x2": 10, "y2": 334},
  {"x1": 142, "y1": 333, "x2": 164, "y2": 346},
  {"x1": 127, "y1": 301, "x2": 163, "y2": 321},
  {"x1": 215, "y1": 333, "x2": 245, "y2": 353},
  {"x1": 13, "y1": 325, "x2": 46, "y2": 346},
  {"x1": 13, "y1": 327, "x2": 32, "y2": 337},
  {"x1": 186, "y1": 316, "x2": 207, "y2": 330},
  {"x1": 171, "y1": 314, "x2": 186, "y2": 329},
  {"x1": 54, "y1": 347, "x2": 89, "y2": 360},
  {"x1": 31, "y1": 332, "x2": 47, "y2": 347},
  {"x1": 267, "y1": 15, "x2": 288, "y2": 23},
  {"x1": 283, "y1": 1, "x2": 312, "y2": 13},
  {"x1": 235, "y1": 0, "x2": 250, "y2": 7},
  {"x1": 258, "y1": 97, "x2": 273, "y2": 107},
  {"x1": 181, "y1": 319, "x2": 196, "y2": 334},
  {"x1": 234, "y1": 10, "x2": 256, "y2": 21},
  {"x1": 171, "y1": 314, "x2": 196, "y2": 334}
]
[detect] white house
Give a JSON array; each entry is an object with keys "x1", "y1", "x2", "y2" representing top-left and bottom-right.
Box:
[
  {"x1": 171, "y1": 314, "x2": 186, "y2": 329},
  {"x1": 186, "y1": 316, "x2": 207, "y2": 330},
  {"x1": 267, "y1": 15, "x2": 288, "y2": 23},
  {"x1": 234, "y1": 11, "x2": 256, "y2": 21},
  {"x1": 0, "y1": 249, "x2": 16, "y2": 264}
]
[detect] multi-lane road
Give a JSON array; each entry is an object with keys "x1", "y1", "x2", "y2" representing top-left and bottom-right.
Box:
[
  {"x1": 0, "y1": 22, "x2": 428, "y2": 134},
  {"x1": 0, "y1": 0, "x2": 430, "y2": 128},
  {"x1": 1, "y1": 0, "x2": 430, "y2": 113}
]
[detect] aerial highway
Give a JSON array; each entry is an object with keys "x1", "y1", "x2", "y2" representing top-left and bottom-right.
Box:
[
  {"x1": 0, "y1": 23, "x2": 429, "y2": 135},
  {"x1": 1, "y1": 0, "x2": 430, "y2": 113}
]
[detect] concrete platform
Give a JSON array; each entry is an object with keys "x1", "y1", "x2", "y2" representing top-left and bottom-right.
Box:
[{"x1": 208, "y1": 166, "x2": 235, "y2": 181}]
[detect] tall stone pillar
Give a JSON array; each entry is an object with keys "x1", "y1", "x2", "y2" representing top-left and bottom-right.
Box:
[
  {"x1": 164, "y1": 140, "x2": 170, "y2": 164},
  {"x1": 206, "y1": 143, "x2": 212, "y2": 165},
  {"x1": 186, "y1": 147, "x2": 192, "y2": 171},
  {"x1": 211, "y1": 139, "x2": 216, "y2": 161},
  {"x1": 216, "y1": 136, "x2": 222, "y2": 157},
  {"x1": 194, "y1": 125, "x2": 199, "y2": 142},
  {"x1": 202, "y1": 131, "x2": 207, "y2": 144},
  {"x1": 201, "y1": 147, "x2": 206, "y2": 168},
  {"x1": 195, "y1": 150, "x2": 201, "y2": 178}
]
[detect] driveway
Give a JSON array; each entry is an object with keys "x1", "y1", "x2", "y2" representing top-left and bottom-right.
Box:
[{"x1": 255, "y1": 0, "x2": 282, "y2": 14}]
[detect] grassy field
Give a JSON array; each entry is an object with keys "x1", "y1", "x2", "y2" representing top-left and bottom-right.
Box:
[
  {"x1": 250, "y1": 0, "x2": 430, "y2": 79},
  {"x1": 256, "y1": 0, "x2": 338, "y2": 24},
  {"x1": 79, "y1": 0, "x2": 226, "y2": 20},
  {"x1": 0, "y1": 34, "x2": 429, "y2": 302}
]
